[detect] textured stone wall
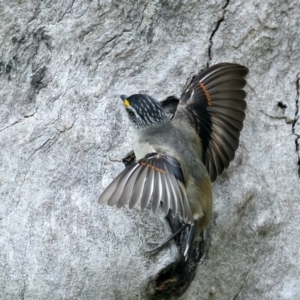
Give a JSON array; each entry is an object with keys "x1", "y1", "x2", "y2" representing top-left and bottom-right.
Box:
[{"x1": 1, "y1": 0, "x2": 299, "y2": 299}]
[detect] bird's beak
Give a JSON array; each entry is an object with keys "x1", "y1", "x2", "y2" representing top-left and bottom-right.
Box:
[
  {"x1": 120, "y1": 95, "x2": 130, "y2": 108},
  {"x1": 120, "y1": 95, "x2": 128, "y2": 101}
]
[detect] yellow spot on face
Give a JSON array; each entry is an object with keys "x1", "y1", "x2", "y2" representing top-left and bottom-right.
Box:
[{"x1": 123, "y1": 99, "x2": 130, "y2": 108}]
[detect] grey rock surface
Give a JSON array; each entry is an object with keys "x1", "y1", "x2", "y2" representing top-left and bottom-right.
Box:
[{"x1": 0, "y1": 0, "x2": 299, "y2": 299}]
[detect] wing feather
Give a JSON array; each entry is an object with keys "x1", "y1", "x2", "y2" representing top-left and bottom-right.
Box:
[
  {"x1": 174, "y1": 63, "x2": 248, "y2": 181},
  {"x1": 98, "y1": 163, "x2": 139, "y2": 205},
  {"x1": 160, "y1": 172, "x2": 171, "y2": 215},
  {"x1": 129, "y1": 166, "x2": 148, "y2": 209},
  {"x1": 99, "y1": 152, "x2": 193, "y2": 222},
  {"x1": 117, "y1": 165, "x2": 143, "y2": 208},
  {"x1": 140, "y1": 167, "x2": 155, "y2": 210}
]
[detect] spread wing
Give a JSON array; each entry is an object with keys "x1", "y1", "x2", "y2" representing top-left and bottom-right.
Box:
[
  {"x1": 173, "y1": 63, "x2": 248, "y2": 182},
  {"x1": 98, "y1": 153, "x2": 193, "y2": 223}
]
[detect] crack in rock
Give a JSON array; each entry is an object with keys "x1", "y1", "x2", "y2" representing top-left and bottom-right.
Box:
[
  {"x1": 0, "y1": 109, "x2": 37, "y2": 133},
  {"x1": 57, "y1": 0, "x2": 75, "y2": 22},
  {"x1": 260, "y1": 109, "x2": 294, "y2": 125},
  {"x1": 207, "y1": 0, "x2": 230, "y2": 65},
  {"x1": 232, "y1": 265, "x2": 252, "y2": 300},
  {"x1": 26, "y1": 136, "x2": 57, "y2": 161},
  {"x1": 94, "y1": 26, "x2": 134, "y2": 71},
  {"x1": 135, "y1": 1, "x2": 149, "y2": 33},
  {"x1": 292, "y1": 74, "x2": 300, "y2": 177},
  {"x1": 222, "y1": 0, "x2": 230, "y2": 9}
]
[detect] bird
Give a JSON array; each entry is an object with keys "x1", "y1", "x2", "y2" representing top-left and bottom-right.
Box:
[{"x1": 98, "y1": 63, "x2": 248, "y2": 259}]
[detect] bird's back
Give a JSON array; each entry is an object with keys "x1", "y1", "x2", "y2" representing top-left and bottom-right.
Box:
[{"x1": 135, "y1": 119, "x2": 205, "y2": 173}]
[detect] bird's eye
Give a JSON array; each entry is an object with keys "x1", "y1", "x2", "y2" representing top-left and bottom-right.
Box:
[{"x1": 126, "y1": 109, "x2": 135, "y2": 117}]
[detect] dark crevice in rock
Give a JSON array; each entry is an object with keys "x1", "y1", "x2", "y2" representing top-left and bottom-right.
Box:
[
  {"x1": 31, "y1": 66, "x2": 47, "y2": 92},
  {"x1": 207, "y1": 16, "x2": 224, "y2": 65},
  {"x1": 150, "y1": 239, "x2": 204, "y2": 299},
  {"x1": 207, "y1": 1, "x2": 230, "y2": 66},
  {"x1": 222, "y1": 0, "x2": 230, "y2": 9},
  {"x1": 0, "y1": 109, "x2": 37, "y2": 133},
  {"x1": 277, "y1": 101, "x2": 287, "y2": 110},
  {"x1": 5, "y1": 61, "x2": 13, "y2": 74},
  {"x1": 26, "y1": 136, "x2": 57, "y2": 161},
  {"x1": 292, "y1": 74, "x2": 300, "y2": 177},
  {"x1": 296, "y1": 139, "x2": 300, "y2": 177},
  {"x1": 0, "y1": 119, "x2": 23, "y2": 133},
  {"x1": 148, "y1": 215, "x2": 205, "y2": 299},
  {"x1": 93, "y1": 26, "x2": 133, "y2": 71},
  {"x1": 136, "y1": 2, "x2": 149, "y2": 33},
  {"x1": 57, "y1": 0, "x2": 75, "y2": 22},
  {"x1": 260, "y1": 109, "x2": 294, "y2": 124},
  {"x1": 26, "y1": 3, "x2": 42, "y2": 25},
  {"x1": 103, "y1": 34, "x2": 124, "y2": 48}
]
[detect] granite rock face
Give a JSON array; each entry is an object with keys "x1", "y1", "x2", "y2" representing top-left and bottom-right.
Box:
[{"x1": 0, "y1": 0, "x2": 299, "y2": 299}]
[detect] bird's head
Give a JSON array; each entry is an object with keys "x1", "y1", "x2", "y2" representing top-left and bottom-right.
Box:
[{"x1": 120, "y1": 94, "x2": 167, "y2": 129}]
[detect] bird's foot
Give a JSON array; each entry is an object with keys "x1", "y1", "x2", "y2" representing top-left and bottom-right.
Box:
[
  {"x1": 121, "y1": 150, "x2": 136, "y2": 166},
  {"x1": 108, "y1": 150, "x2": 136, "y2": 165},
  {"x1": 108, "y1": 157, "x2": 122, "y2": 162}
]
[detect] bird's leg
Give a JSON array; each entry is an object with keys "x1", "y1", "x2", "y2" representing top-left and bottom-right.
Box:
[
  {"x1": 183, "y1": 222, "x2": 196, "y2": 260},
  {"x1": 109, "y1": 150, "x2": 136, "y2": 165},
  {"x1": 108, "y1": 157, "x2": 121, "y2": 162},
  {"x1": 146, "y1": 223, "x2": 189, "y2": 254}
]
